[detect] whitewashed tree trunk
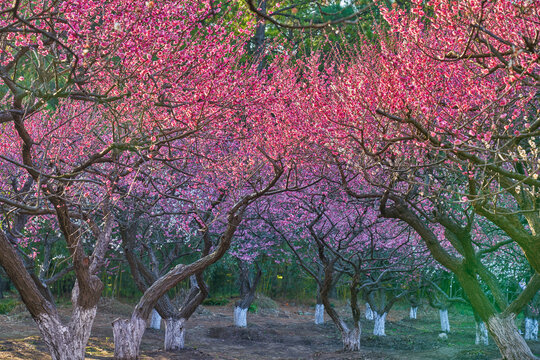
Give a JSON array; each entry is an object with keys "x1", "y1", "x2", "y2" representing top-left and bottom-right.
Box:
[
  {"x1": 233, "y1": 306, "x2": 248, "y2": 327},
  {"x1": 35, "y1": 306, "x2": 97, "y2": 360},
  {"x1": 314, "y1": 304, "x2": 324, "y2": 325},
  {"x1": 525, "y1": 318, "x2": 533, "y2": 340},
  {"x1": 439, "y1": 309, "x2": 450, "y2": 333},
  {"x1": 149, "y1": 309, "x2": 161, "y2": 330},
  {"x1": 487, "y1": 315, "x2": 538, "y2": 360},
  {"x1": 112, "y1": 315, "x2": 146, "y2": 360},
  {"x1": 365, "y1": 302, "x2": 374, "y2": 320},
  {"x1": 475, "y1": 321, "x2": 489, "y2": 345},
  {"x1": 342, "y1": 322, "x2": 361, "y2": 351},
  {"x1": 164, "y1": 318, "x2": 186, "y2": 351},
  {"x1": 409, "y1": 306, "x2": 418, "y2": 319},
  {"x1": 373, "y1": 312, "x2": 387, "y2": 336},
  {"x1": 533, "y1": 319, "x2": 538, "y2": 341}
]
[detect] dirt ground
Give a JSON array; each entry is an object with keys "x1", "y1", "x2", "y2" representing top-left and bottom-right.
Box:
[{"x1": 0, "y1": 297, "x2": 539, "y2": 360}]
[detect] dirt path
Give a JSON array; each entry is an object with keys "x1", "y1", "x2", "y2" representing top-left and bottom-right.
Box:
[{"x1": 1, "y1": 299, "x2": 538, "y2": 359}]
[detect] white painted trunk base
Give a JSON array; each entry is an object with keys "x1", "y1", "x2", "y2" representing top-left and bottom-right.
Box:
[
  {"x1": 439, "y1": 309, "x2": 450, "y2": 333},
  {"x1": 112, "y1": 315, "x2": 146, "y2": 360},
  {"x1": 234, "y1": 306, "x2": 248, "y2": 327},
  {"x1": 314, "y1": 304, "x2": 324, "y2": 325},
  {"x1": 365, "y1": 303, "x2": 374, "y2": 320},
  {"x1": 409, "y1": 307, "x2": 418, "y2": 319},
  {"x1": 35, "y1": 306, "x2": 97, "y2": 360},
  {"x1": 487, "y1": 315, "x2": 537, "y2": 360},
  {"x1": 342, "y1": 322, "x2": 361, "y2": 351},
  {"x1": 475, "y1": 321, "x2": 489, "y2": 345},
  {"x1": 149, "y1": 309, "x2": 161, "y2": 330},
  {"x1": 164, "y1": 318, "x2": 186, "y2": 351},
  {"x1": 524, "y1": 318, "x2": 538, "y2": 341},
  {"x1": 373, "y1": 312, "x2": 387, "y2": 336}
]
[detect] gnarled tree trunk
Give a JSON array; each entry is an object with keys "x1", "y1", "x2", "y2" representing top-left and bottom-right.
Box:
[
  {"x1": 487, "y1": 315, "x2": 538, "y2": 360},
  {"x1": 112, "y1": 315, "x2": 146, "y2": 360},
  {"x1": 164, "y1": 318, "x2": 186, "y2": 351}
]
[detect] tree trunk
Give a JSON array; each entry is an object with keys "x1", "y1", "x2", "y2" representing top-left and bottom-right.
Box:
[
  {"x1": 524, "y1": 317, "x2": 539, "y2": 341},
  {"x1": 373, "y1": 312, "x2": 387, "y2": 336},
  {"x1": 365, "y1": 302, "x2": 374, "y2": 320},
  {"x1": 409, "y1": 306, "x2": 418, "y2": 319},
  {"x1": 164, "y1": 318, "x2": 186, "y2": 351},
  {"x1": 149, "y1": 309, "x2": 161, "y2": 330},
  {"x1": 439, "y1": 309, "x2": 450, "y2": 333},
  {"x1": 342, "y1": 322, "x2": 361, "y2": 351},
  {"x1": 36, "y1": 306, "x2": 97, "y2": 360},
  {"x1": 233, "y1": 306, "x2": 248, "y2": 327},
  {"x1": 476, "y1": 321, "x2": 489, "y2": 345},
  {"x1": 487, "y1": 314, "x2": 538, "y2": 360},
  {"x1": 112, "y1": 315, "x2": 146, "y2": 360},
  {"x1": 314, "y1": 303, "x2": 324, "y2": 325}
]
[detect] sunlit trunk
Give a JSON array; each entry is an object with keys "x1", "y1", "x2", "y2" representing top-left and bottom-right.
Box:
[
  {"x1": 112, "y1": 315, "x2": 146, "y2": 360},
  {"x1": 36, "y1": 306, "x2": 97, "y2": 360},
  {"x1": 164, "y1": 318, "x2": 186, "y2": 351}
]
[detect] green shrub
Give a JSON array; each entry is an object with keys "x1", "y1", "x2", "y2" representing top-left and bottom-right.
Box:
[
  {"x1": 202, "y1": 297, "x2": 230, "y2": 306},
  {"x1": 0, "y1": 298, "x2": 18, "y2": 314},
  {"x1": 248, "y1": 303, "x2": 258, "y2": 313}
]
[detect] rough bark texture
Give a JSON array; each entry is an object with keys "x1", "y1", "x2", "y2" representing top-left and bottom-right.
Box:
[
  {"x1": 149, "y1": 309, "x2": 161, "y2": 330},
  {"x1": 409, "y1": 307, "x2": 418, "y2": 319},
  {"x1": 164, "y1": 318, "x2": 186, "y2": 351},
  {"x1": 233, "y1": 306, "x2": 248, "y2": 327},
  {"x1": 36, "y1": 306, "x2": 97, "y2": 360},
  {"x1": 476, "y1": 321, "x2": 489, "y2": 345},
  {"x1": 439, "y1": 309, "x2": 450, "y2": 333},
  {"x1": 365, "y1": 302, "x2": 374, "y2": 320},
  {"x1": 373, "y1": 312, "x2": 387, "y2": 336},
  {"x1": 112, "y1": 315, "x2": 146, "y2": 360},
  {"x1": 314, "y1": 304, "x2": 324, "y2": 325},
  {"x1": 342, "y1": 322, "x2": 361, "y2": 351},
  {"x1": 487, "y1": 315, "x2": 538, "y2": 360}
]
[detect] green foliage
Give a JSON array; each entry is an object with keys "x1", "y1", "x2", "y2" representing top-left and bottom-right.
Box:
[
  {"x1": 248, "y1": 302, "x2": 258, "y2": 313},
  {"x1": 0, "y1": 298, "x2": 18, "y2": 314},
  {"x1": 202, "y1": 297, "x2": 230, "y2": 306}
]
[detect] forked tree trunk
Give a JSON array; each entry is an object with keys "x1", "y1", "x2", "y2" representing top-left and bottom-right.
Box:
[
  {"x1": 439, "y1": 309, "x2": 450, "y2": 333},
  {"x1": 475, "y1": 321, "x2": 489, "y2": 345},
  {"x1": 233, "y1": 306, "x2": 248, "y2": 327},
  {"x1": 164, "y1": 318, "x2": 186, "y2": 351},
  {"x1": 36, "y1": 306, "x2": 97, "y2": 360},
  {"x1": 342, "y1": 322, "x2": 361, "y2": 351},
  {"x1": 365, "y1": 302, "x2": 374, "y2": 320},
  {"x1": 409, "y1": 306, "x2": 418, "y2": 319},
  {"x1": 149, "y1": 309, "x2": 161, "y2": 330},
  {"x1": 373, "y1": 312, "x2": 387, "y2": 336},
  {"x1": 112, "y1": 315, "x2": 146, "y2": 360},
  {"x1": 487, "y1": 315, "x2": 538, "y2": 360},
  {"x1": 524, "y1": 317, "x2": 538, "y2": 341},
  {"x1": 314, "y1": 303, "x2": 324, "y2": 325}
]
